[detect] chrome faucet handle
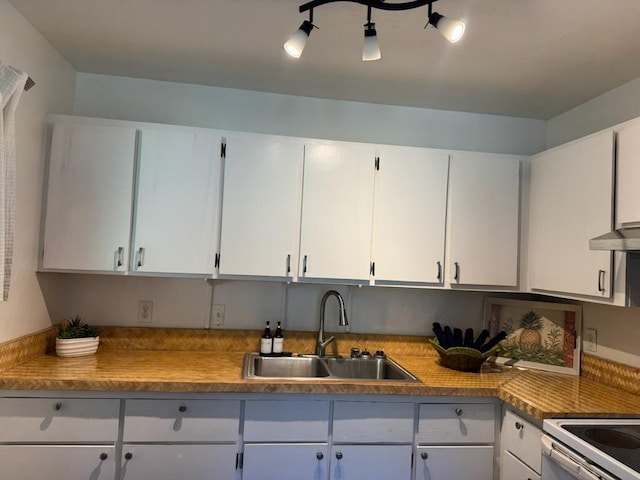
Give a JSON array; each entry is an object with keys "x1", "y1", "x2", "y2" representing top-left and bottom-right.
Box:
[
  {"x1": 350, "y1": 347, "x2": 360, "y2": 358},
  {"x1": 360, "y1": 350, "x2": 371, "y2": 359},
  {"x1": 374, "y1": 350, "x2": 386, "y2": 359}
]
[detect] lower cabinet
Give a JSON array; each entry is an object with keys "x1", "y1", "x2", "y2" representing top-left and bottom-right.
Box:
[
  {"x1": 500, "y1": 409, "x2": 543, "y2": 480},
  {"x1": 331, "y1": 444, "x2": 412, "y2": 480},
  {"x1": 415, "y1": 445, "x2": 494, "y2": 480},
  {"x1": 0, "y1": 445, "x2": 116, "y2": 480},
  {"x1": 120, "y1": 444, "x2": 238, "y2": 480},
  {"x1": 242, "y1": 443, "x2": 328, "y2": 480}
]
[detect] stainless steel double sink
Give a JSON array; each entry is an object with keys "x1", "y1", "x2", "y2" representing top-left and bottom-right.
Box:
[{"x1": 242, "y1": 352, "x2": 419, "y2": 382}]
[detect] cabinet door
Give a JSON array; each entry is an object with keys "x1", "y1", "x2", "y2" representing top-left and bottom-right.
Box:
[
  {"x1": 242, "y1": 444, "x2": 328, "y2": 480},
  {"x1": 373, "y1": 146, "x2": 449, "y2": 284},
  {"x1": 616, "y1": 122, "x2": 640, "y2": 226},
  {"x1": 42, "y1": 122, "x2": 136, "y2": 271},
  {"x1": 529, "y1": 131, "x2": 614, "y2": 297},
  {"x1": 501, "y1": 410, "x2": 542, "y2": 475},
  {"x1": 299, "y1": 142, "x2": 376, "y2": 281},
  {"x1": 415, "y1": 446, "x2": 493, "y2": 480},
  {"x1": 132, "y1": 127, "x2": 222, "y2": 275},
  {"x1": 448, "y1": 152, "x2": 520, "y2": 287},
  {"x1": 331, "y1": 445, "x2": 412, "y2": 480},
  {"x1": 501, "y1": 450, "x2": 541, "y2": 480},
  {"x1": 0, "y1": 445, "x2": 115, "y2": 480},
  {"x1": 121, "y1": 444, "x2": 237, "y2": 480},
  {"x1": 219, "y1": 134, "x2": 303, "y2": 278}
]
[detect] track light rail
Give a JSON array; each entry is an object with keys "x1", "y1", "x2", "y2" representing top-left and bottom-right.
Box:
[{"x1": 299, "y1": 0, "x2": 438, "y2": 13}]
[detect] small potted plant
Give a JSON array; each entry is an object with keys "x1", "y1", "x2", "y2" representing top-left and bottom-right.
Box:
[{"x1": 55, "y1": 316, "x2": 100, "y2": 358}]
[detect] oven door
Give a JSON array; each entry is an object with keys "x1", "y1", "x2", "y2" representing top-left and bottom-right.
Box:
[{"x1": 541, "y1": 435, "x2": 620, "y2": 480}]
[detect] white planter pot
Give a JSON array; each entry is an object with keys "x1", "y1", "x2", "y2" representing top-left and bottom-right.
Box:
[{"x1": 55, "y1": 337, "x2": 99, "y2": 358}]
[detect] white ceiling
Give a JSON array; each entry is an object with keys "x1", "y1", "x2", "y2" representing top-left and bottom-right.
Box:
[{"x1": 9, "y1": 0, "x2": 640, "y2": 119}]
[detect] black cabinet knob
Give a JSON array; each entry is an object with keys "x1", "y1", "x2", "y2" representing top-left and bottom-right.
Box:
[
  {"x1": 124, "y1": 452, "x2": 133, "y2": 461},
  {"x1": 455, "y1": 408, "x2": 463, "y2": 416},
  {"x1": 515, "y1": 422, "x2": 524, "y2": 430},
  {"x1": 53, "y1": 402, "x2": 62, "y2": 411},
  {"x1": 335, "y1": 452, "x2": 343, "y2": 460},
  {"x1": 100, "y1": 453, "x2": 108, "y2": 461},
  {"x1": 421, "y1": 452, "x2": 428, "y2": 460},
  {"x1": 316, "y1": 452, "x2": 324, "y2": 460},
  {"x1": 178, "y1": 405, "x2": 187, "y2": 413}
]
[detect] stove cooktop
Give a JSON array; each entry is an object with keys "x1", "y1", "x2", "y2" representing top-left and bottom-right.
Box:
[{"x1": 562, "y1": 425, "x2": 640, "y2": 474}]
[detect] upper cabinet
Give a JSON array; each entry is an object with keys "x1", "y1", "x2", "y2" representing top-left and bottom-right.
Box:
[
  {"x1": 131, "y1": 126, "x2": 223, "y2": 275},
  {"x1": 42, "y1": 121, "x2": 137, "y2": 272},
  {"x1": 298, "y1": 142, "x2": 376, "y2": 282},
  {"x1": 42, "y1": 117, "x2": 224, "y2": 276},
  {"x1": 528, "y1": 131, "x2": 614, "y2": 298},
  {"x1": 616, "y1": 121, "x2": 640, "y2": 227},
  {"x1": 447, "y1": 152, "x2": 521, "y2": 287},
  {"x1": 218, "y1": 134, "x2": 304, "y2": 279},
  {"x1": 372, "y1": 146, "x2": 449, "y2": 284}
]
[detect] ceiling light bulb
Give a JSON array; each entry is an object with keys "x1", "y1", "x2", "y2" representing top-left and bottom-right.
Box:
[
  {"x1": 362, "y1": 24, "x2": 381, "y2": 61},
  {"x1": 429, "y1": 12, "x2": 466, "y2": 43},
  {"x1": 284, "y1": 20, "x2": 314, "y2": 58}
]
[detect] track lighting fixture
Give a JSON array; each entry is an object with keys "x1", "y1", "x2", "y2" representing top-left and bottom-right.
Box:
[{"x1": 284, "y1": 0, "x2": 466, "y2": 61}]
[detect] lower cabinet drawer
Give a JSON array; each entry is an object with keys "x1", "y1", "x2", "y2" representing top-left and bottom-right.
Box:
[
  {"x1": 242, "y1": 443, "x2": 328, "y2": 480},
  {"x1": 418, "y1": 403, "x2": 496, "y2": 444},
  {"x1": 243, "y1": 400, "x2": 330, "y2": 442},
  {"x1": 0, "y1": 397, "x2": 119, "y2": 442},
  {"x1": 0, "y1": 445, "x2": 116, "y2": 480},
  {"x1": 415, "y1": 445, "x2": 494, "y2": 480},
  {"x1": 333, "y1": 401, "x2": 414, "y2": 443},
  {"x1": 121, "y1": 444, "x2": 238, "y2": 480},
  {"x1": 501, "y1": 410, "x2": 542, "y2": 474},
  {"x1": 502, "y1": 449, "x2": 541, "y2": 480},
  {"x1": 123, "y1": 399, "x2": 240, "y2": 442}
]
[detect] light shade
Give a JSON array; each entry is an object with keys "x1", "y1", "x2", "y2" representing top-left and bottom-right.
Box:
[
  {"x1": 284, "y1": 20, "x2": 314, "y2": 58},
  {"x1": 362, "y1": 25, "x2": 381, "y2": 61},
  {"x1": 429, "y1": 12, "x2": 466, "y2": 43}
]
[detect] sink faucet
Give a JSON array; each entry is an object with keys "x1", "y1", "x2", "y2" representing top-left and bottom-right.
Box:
[{"x1": 316, "y1": 290, "x2": 349, "y2": 356}]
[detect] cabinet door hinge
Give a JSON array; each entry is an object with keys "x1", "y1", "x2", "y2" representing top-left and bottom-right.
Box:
[
  {"x1": 214, "y1": 253, "x2": 220, "y2": 268},
  {"x1": 411, "y1": 451, "x2": 414, "y2": 467},
  {"x1": 235, "y1": 452, "x2": 243, "y2": 470},
  {"x1": 370, "y1": 261, "x2": 375, "y2": 276},
  {"x1": 375, "y1": 156, "x2": 380, "y2": 171},
  {"x1": 221, "y1": 142, "x2": 226, "y2": 158}
]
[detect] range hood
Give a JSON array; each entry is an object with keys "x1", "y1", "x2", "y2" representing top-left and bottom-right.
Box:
[{"x1": 589, "y1": 227, "x2": 640, "y2": 251}]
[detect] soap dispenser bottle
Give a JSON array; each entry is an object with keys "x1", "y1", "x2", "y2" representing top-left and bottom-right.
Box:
[
  {"x1": 260, "y1": 321, "x2": 273, "y2": 355},
  {"x1": 273, "y1": 321, "x2": 284, "y2": 354}
]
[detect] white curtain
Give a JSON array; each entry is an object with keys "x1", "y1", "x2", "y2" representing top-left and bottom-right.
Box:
[{"x1": 0, "y1": 63, "x2": 29, "y2": 301}]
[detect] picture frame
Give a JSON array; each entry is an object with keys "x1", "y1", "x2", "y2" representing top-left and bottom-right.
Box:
[{"x1": 483, "y1": 297, "x2": 582, "y2": 375}]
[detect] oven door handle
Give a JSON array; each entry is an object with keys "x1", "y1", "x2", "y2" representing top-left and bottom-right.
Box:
[{"x1": 541, "y1": 435, "x2": 609, "y2": 480}]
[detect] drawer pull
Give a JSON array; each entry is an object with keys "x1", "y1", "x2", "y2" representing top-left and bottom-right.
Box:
[
  {"x1": 178, "y1": 405, "x2": 187, "y2": 413},
  {"x1": 316, "y1": 452, "x2": 324, "y2": 460},
  {"x1": 124, "y1": 452, "x2": 133, "y2": 461},
  {"x1": 335, "y1": 452, "x2": 343, "y2": 460},
  {"x1": 515, "y1": 422, "x2": 524, "y2": 430},
  {"x1": 53, "y1": 402, "x2": 62, "y2": 411},
  {"x1": 421, "y1": 452, "x2": 428, "y2": 460},
  {"x1": 100, "y1": 453, "x2": 108, "y2": 461},
  {"x1": 455, "y1": 408, "x2": 463, "y2": 416}
]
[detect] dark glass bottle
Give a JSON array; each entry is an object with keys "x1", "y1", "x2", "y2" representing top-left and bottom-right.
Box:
[
  {"x1": 260, "y1": 321, "x2": 272, "y2": 354},
  {"x1": 273, "y1": 321, "x2": 284, "y2": 354}
]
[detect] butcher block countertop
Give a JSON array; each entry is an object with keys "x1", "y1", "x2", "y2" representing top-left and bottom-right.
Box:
[{"x1": 0, "y1": 327, "x2": 638, "y2": 421}]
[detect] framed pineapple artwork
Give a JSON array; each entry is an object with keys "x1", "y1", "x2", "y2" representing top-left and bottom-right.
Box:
[{"x1": 483, "y1": 297, "x2": 582, "y2": 375}]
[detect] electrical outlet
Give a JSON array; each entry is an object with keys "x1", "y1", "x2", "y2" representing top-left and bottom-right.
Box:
[
  {"x1": 211, "y1": 304, "x2": 225, "y2": 327},
  {"x1": 138, "y1": 300, "x2": 153, "y2": 324},
  {"x1": 585, "y1": 328, "x2": 597, "y2": 352}
]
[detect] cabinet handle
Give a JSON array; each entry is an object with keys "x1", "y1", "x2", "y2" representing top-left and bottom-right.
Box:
[
  {"x1": 454, "y1": 262, "x2": 460, "y2": 282},
  {"x1": 136, "y1": 247, "x2": 145, "y2": 268},
  {"x1": 335, "y1": 452, "x2": 343, "y2": 460},
  {"x1": 436, "y1": 261, "x2": 442, "y2": 282},
  {"x1": 53, "y1": 402, "x2": 62, "y2": 411},
  {"x1": 100, "y1": 453, "x2": 108, "y2": 461},
  {"x1": 286, "y1": 254, "x2": 291, "y2": 275},
  {"x1": 455, "y1": 408, "x2": 463, "y2": 416},
  {"x1": 515, "y1": 422, "x2": 524, "y2": 430},
  {"x1": 421, "y1": 452, "x2": 428, "y2": 460},
  {"x1": 178, "y1": 405, "x2": 187, "y2": 413},
  {"x1": 124, "y1": 452, "x2": 133, "y2": 461},
  {"x1": 116, "y1": 247, "x2": 124, "y2": 267},
  {"x1": 303, "y1": 255, "x2": 308, "y2": 274},
  {"x1": 316, "y1": 452, "x2": 324, "y2": 460},
  {"x1": 597, "y1": 269, "x2": 605, "y2": 293}
]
